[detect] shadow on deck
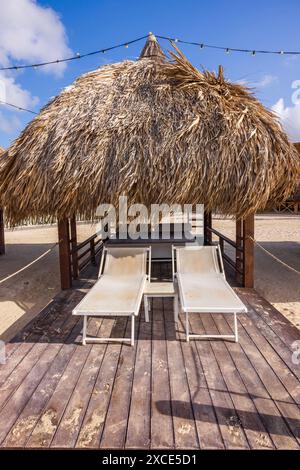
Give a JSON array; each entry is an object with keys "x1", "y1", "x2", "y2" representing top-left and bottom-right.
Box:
[{"x1": 0, "y1": 262, "x2": 299, "y2": 449}]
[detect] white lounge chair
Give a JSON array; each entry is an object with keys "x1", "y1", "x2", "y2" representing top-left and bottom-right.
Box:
[
  {"x1": 73, "y1": 247, "x2": 151, "y2": 346},
  {"x1": 172, "y1": 245, "x2": 247, "y2": 342}
]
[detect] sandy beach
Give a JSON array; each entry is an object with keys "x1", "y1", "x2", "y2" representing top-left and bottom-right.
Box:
[
  {"x1": 214, "y1": 214, "x2": 300, "y2": 329},
  {"x1": 0, "y1": 214, "x2": 299, "y2": 341},
  {"x1": 0, "y1": 223, "x2": 96, "y2": 341}
]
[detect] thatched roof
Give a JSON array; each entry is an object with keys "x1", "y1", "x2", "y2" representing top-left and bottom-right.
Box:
[
  {"x1": 0, "y1": 34, "x2": 299, "y2": 225},
  {"x1": 290, "y1": 143, "x2": 300, "y2": 201}
]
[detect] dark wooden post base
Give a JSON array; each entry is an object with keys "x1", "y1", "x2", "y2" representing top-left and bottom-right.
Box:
[
  {"x1": 235, "y1": 219, "x2": 243, "y2": 284},
  {"x1": 242, "y1": 214, "x2": 254, "y2": 288},
  {"x1": 58, "y1": 218, "x2": 72, "y2": 290},
  {"x1": 70, "y1": 214, "x2": 79, "y2": 279},
  {"x1": 0, "y1": 209, "x2": 5, "y2": 255},
  {"x1": 204, "y1": 211, "x2": 212, "y2": 245}
]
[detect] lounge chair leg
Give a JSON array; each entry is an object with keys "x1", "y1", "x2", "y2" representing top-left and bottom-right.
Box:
[
  {"x1": 234, "y1": 313, "x2": 238, "y2": 342},
  {"x1": 83, "y1": 316, "x2": 87, "y2": 345},
  {"x1": 144, "y1": 295, "x2": 149, "y2": 322},
  {"x1": 174, "y1": 295, "x2": 179, "y2": 323},
  {"x1": 131, "y1": 315, "x2": 135, "y2": 346},
  {"x1": 185, "y1": 311, "x2": 189, "y2": 342}
]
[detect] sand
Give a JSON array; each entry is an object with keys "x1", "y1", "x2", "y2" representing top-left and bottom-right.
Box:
[
  {"x1": 214, "y1": 214, "x2": 300, "y2": 329},
  {"x1": 0, "y1": 222, "x2": 97, "y2": 341},
  {"x1": 0, "y1": 215, "x2": 299, "y2": 341}
]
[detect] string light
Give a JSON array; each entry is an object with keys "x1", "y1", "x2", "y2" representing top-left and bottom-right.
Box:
[
  {"x1": 0, "y1": 33, "x2": 297, "y2": 73},
  {"x1": 156, "y1": 34, "x2": 298, "y2": 57},
  {"x1": 0, "y1": 35, "x2": 149, "y2": 71},
  {"x1": 0, "y1": 100, "x2": 38, "y2": 114}
]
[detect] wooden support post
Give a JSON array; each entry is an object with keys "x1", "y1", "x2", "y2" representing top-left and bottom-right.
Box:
[
  {"x1": 242, "y1": 214, "x2": 254, "y2": 288},
  {"x1": 58, "y1": 218, "x2": 72, "y2": 290},
  {"x1": 204, "y1": 211, "x2": 212, "y2": 245},
  {"x1": 70, "y1": 214, "x2": 79, "y2": 279},
  {"x1": 235, "y1": 218, "x2": 243, "y2": 284},
  {"x1": 0, "y1": 209, "x2": 5, "y2": 255},
  {"x1": 90, "y1": 238, "x2": 96, "y2": 265}
]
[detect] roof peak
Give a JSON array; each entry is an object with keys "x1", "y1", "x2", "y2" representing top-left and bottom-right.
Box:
[
  {"x1": 147, "y1": 32, "x2": 156, "y2": 41},
  {"x1": 139, "y1": 32, "x2": 165, "y2": 61}
]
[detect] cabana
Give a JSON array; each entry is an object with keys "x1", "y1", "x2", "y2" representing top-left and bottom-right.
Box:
[
  {"x1": 0, "y1": 34, "x2": 299, "y2": 290},
  {"x1": 274, "y1": 142, "x2": 300, "y2": 213}
]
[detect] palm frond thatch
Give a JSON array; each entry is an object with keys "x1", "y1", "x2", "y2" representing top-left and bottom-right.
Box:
[
  {"x1": 291, "y1": 143, "x2": 300, "y2": 201},
  {"x1": 0, "y1": 35, "x2": 299, "y2": 225}
]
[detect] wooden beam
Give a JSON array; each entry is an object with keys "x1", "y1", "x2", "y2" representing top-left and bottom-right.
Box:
[
  {"x1": 204, "y1": 211, "x2": 212, "y2": 245},
  {"x1": 0, "y1": 209, "x2": 4, "y2": 255},
  {"x1": 243, "y1": 214, "x2": 254, "y2": 288},
  {"x1": 70, "y1": 214, "x2": 79, "y2": 279},
  {"x1": 235, "y1": 218, "x2": 243, "y2": 284},
  {"x1": 58, "y1": 218, "x2": 72, "y2": 290}
]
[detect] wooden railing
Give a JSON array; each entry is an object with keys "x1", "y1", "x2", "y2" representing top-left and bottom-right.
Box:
[
  {"x1": 70, "y1": 234, "x2": 103, "y2": 279},
  {"x1": 205, "y1": 226, "x2": 244, "y2": 282},
  {"x1": 58, "y1": 216, "x2": 105, "y2": 289}
]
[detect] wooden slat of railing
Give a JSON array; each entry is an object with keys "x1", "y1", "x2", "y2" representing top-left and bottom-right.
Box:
[
  {"x1": 78, "y1": 242, "x2": 104, "y2": 272},
  {"x1": 69, "y1": 228, "x2": 103, "y2": 278},
  {"x1": 71, "y1": 234, "x2": 98, "y2": 254},
  {"x1": 77, "y1": 246, "x2": 91, "y2": 262},
  {"x1": 223, "y1": 252, "x2": 243, "y2": 275},
  {"x1": 206, "y1": 226, "x2": 240, "y2": 250},
  {"x1": 204, "y1": 224, "x2": 245, "y2": 282}
]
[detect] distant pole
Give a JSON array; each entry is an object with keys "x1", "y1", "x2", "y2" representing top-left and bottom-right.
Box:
[
  {"x1": 58, "y1": 218, "x2": 72, "y2": 290},
  {"x1": 243, "y1": 214, "x2": 254, "y2": 288},
  {"x1": 0, "y1": 209, "x2": 5, "y2": 255}
]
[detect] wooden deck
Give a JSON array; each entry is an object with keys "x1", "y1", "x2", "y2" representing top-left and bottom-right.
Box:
[{"x1": 0, "y1": 262, "x2": 299, "y2": 450}]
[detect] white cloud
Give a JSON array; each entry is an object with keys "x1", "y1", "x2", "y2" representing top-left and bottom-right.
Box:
[
  {"x1": 235, "y1": 74, "x2": 278, "y2": 89},
  {"x1": 235, "y1": 79, "x2": 248, "y2": 86},
  {"x1": 255, "y1": 74, "x2": 278, "y2": 88},
  {"x1": 0, "y1": 0, "x2": 71, "y2": 135},
  {"x1": 0, "y1": 75, "x2": 39, "y2": 108},
  {"x1": 272, "y1": 98, "x2": 300, "y2": 142},
  {"x1": 0, "y1": 0, "x2": 72, "y2": 76}
]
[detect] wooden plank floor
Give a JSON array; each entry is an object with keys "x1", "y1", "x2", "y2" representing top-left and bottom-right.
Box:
[{"x1": 0, "y1": 263, "x2": 299, "y2": 449}]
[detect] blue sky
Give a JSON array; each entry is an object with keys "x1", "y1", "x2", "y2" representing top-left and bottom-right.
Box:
[{"x1": 0, "y1": 0, "x2": 300, "y2": 148}]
